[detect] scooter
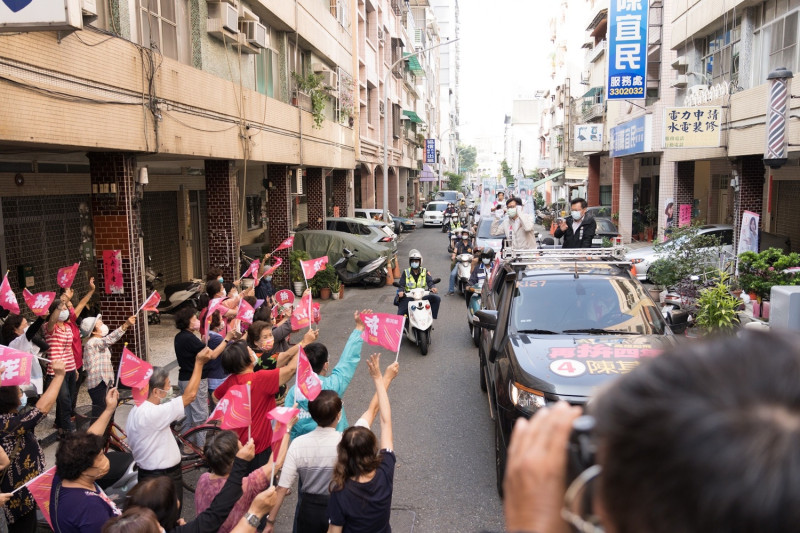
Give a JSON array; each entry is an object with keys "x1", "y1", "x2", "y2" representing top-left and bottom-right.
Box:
[
  {"x1": 146, "y1": 258, "x2": 203, "y2": 316},
  {"x1": 455, "y1": 253, "x2": 474, "y2": 296},
  {"x1": 393, "y1": 278, "x2": 441, "y2": 356},
  {"x1": 447, "y1": 233, "x2": 458, "y2": 254},
  {"x1": 333, "y1": 248, "x2": 388, "y2": 287},
  {"x1": 467, "y1": 279, "x2": 485, "y2": 347},
  {"x1": 442, "y1": 214, "x2": 454, "y2": 233}
]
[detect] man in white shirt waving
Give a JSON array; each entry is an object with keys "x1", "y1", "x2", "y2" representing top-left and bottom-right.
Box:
[
  {"x1": 126, "y1": 346, "x2": 212, "y2": 508},
  {"x1": 491, "y1": 196, "x2": 538, "y2": 250}
]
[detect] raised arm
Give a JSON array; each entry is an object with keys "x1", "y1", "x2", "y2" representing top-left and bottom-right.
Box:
[
  {"x1": 277, "y1": 329, "x2": 318, "y2": 386},
  {"x1": 208, "y1": 325, "x2": 241, "y2": 360},
  {"x1": 36, "y1": 360, "x2": 66, "y2": 413},
  {"x1": 357, "y1": 361, "x2": 399, "y2": 428},
  {"x1": 88, "y1": 387, "x2": 118, "y2": 436},
  {"x1": 366, "y1": 354, "x2": 392, "y2": 450},
  {"x1": 73, "y1": 277, "x2": 95, "y2": 317}
]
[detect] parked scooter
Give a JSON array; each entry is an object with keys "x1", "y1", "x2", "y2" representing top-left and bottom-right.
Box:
[
  {"x1": 333, "y1": 248, "x2": 388, "y2": 287},
  {"x1": 454, "y1": 253, "x2": 474, "y2": 296},
  {"x1": 467, "y1": 279, "x2": 485, "y2": 346},
  {"x1": 145, "y1": 257, "x2": 203, "y2": 317},
  {"x1": 393, "y1": 278, "x2": 441, "y2": 356}
]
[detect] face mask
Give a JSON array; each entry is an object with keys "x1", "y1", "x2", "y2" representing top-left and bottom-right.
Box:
[
  {"x1": 58, "y1": 310, "x2": 69, "y2": 322},
  {"x1": 218, "y1": 277, "x2": 224, "y2": 283},
  {"x1": 158, "y1": 388, "x2": 175, "y2": 404},
  {"x1": 482, "y1": 258, "x2": 491, "y2": 265},
  {"x1": 507, "y1": 207, "x2": 518, "y2": 218},
  {"x1": 571, "y1": 210, "x2": 582, "y2": 220},
  {"x1": 260, "y1": 337, "x2": 274, "y2": 351},
  {"x1": 98, "y1": 324, "x2": 109, "y2": 337},
  {"x1": 89, "y1": 455, "x2": 110, "y2": 480},
  {"x1": 462, "y1": 236, "x2": 469, "y2": 241},
  {"x1": 410, "y1": 261, "x2": 420, "y2": 269},
  {"x1": 18, "y1": 394, "x2": 27, "y2": 408}
]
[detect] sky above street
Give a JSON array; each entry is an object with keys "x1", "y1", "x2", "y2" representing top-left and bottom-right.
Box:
[{"x1": 459, "y1": 0, "x2": 558, "y2": 147}]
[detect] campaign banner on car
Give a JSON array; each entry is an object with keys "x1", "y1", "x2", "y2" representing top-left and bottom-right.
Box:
[{"x1": 607, "y1": 0, "x2": 648, "y2": 100}]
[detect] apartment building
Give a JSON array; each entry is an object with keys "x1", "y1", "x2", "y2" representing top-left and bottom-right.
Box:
[{"x1": 0, "y1": 0, "x2": 357, "y2": 358}]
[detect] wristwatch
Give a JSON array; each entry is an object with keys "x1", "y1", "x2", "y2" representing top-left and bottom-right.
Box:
[{"x1": 244, "y1": 512, "x2": 262, "y2": 527}]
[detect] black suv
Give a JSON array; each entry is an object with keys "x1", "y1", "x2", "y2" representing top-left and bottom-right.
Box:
[{"x1": 475, "y1": 251, "x2": 678, "y2": 495}]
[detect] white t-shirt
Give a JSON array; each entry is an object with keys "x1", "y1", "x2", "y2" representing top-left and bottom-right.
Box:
[{"x1": 126, "y1": 397, "x2": 185, "y2": 470}]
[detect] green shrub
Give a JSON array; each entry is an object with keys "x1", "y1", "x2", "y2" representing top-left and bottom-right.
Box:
[{"x1": 695, "y1": 272, "x2": 740, "y2": 334}]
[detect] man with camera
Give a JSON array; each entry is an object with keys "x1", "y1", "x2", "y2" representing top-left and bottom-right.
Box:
[{"x1": 502, "y1": 331, "x2": 800, "y2": 533}]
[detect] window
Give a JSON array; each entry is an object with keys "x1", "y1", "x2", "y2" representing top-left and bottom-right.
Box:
[
  {"x1": 392, "y1": 103, "x2": 401, "y2": 139},
  {"x1": 599, "y1": 185, "x2": 612, "y2": 206},
  {"x1": 367, "y1": 88, "x2": 375, "y2": 125},
  {"x1": 256, "y1": 46, "x2": 280, "y2": 99},
  {"x1": 245, "y1": 195, "x2": 263, "y2": 230},
  {"x1": 702, "y1": 19, "x2": 741, "y2": 86},
  {"x1": 139, "y1": 0, "x2": 178, "y2": 60},
  {"x1": 754, "y1": 2, "x2": 800, "y2": 84}
]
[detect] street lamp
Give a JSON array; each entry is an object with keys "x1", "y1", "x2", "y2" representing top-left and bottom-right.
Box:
[{"x1": 382, "y1": 38, "x2": 460, "y2": 222}]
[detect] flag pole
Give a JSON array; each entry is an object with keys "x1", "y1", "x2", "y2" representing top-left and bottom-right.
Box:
[
  {"x1": 12, "y1": 467, "x2": 53, "y2": 494},
  {"x1": 246, "y1": 381, "x2": 252, "y2": 442},
  {"x1": 115, "y1": 342, "x2": 127, "y2": 388},
  {"x1": 302, "y1": 270, "x2": 312, "y2": 332},
  {"x1": 395, "y1": 316, "x2": 406, "y2": 363}
]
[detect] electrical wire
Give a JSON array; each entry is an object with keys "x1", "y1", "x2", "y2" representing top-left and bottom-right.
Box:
[
  {"x1": 162, "y1": 110, "x2": 239, "y2": 133},
  {"x1": 0, "y1": 74, "x2": 142, "y2": 105}
]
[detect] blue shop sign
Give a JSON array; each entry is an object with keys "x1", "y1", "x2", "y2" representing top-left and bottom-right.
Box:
[
  {"x1": 425, "y1": 139, "x2": 437, "y2": 164},
  {"x1": 610, "y1": 115, "x2": 652, "y2": 157},
  {"x1": 607, "y1": 0, "x2": 648, "y2": 100}
]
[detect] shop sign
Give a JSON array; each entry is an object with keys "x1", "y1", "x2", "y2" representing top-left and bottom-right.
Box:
[
  {"x1": 574, "y1": 124, "x2": 604, "y2": 152},
  {"x1": 610, "y1": 115, "x2": 652, "y2": 157},
  {"x1": 663, "y1": 106, "x2": 722, "y2": 148},
  {"x1": 607, "y1": 0, "x2": 648, "y2": 100}
]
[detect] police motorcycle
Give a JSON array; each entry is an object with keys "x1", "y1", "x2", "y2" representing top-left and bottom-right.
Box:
[
  {"x1": 393, "y1": 250, "x2": 440, "y2": 356},
  {"x1": 454, "y1": 251, "x2": 475, "y2": 296},
  {"x1": 467, "y1": 248, "x2": 495, "y2": 346},
  {"x1": 446, "y1": 222, "x2": 466, "y2": 253}
]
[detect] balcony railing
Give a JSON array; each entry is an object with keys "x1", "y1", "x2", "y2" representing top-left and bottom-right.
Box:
[
  {"x1": 581, "y1": 103, "x2": 604, "y2": 122},
  {"x1": 585, "y1": 40, "x2": 606, "y2": 67}
]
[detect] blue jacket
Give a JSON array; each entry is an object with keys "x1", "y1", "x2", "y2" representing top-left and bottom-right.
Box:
[{"x1": 284, "y1": 328, "x2": 364, "y2": 438}]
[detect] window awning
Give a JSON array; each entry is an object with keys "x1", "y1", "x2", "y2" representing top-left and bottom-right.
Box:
[
  {"x1": 404, "y1": 53, "x2": 425, "y2": 76},
  {"x1": 582, "y1": 86, "x2": 602, "y2": 98},
  {"x1": 532, "y1": 170, "x2": 564, "y2": 189},
  {"x1": 402, "y1": 110, "x2": 424, "y2": 123},
  {"x1": 420, "y1": 164, "x2": 436, "y2": 181}
]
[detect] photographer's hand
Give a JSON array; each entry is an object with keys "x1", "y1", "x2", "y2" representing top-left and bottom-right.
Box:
[{"x1": 504, "y1": 401, "x2": 582, "y2": 533}]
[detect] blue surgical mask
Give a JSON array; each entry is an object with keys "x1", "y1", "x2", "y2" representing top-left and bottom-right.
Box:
[
  {"x1": 571, "y1": 210, "x2": 582, "y2": 220},
  {"x1": 218, "y1": 277, "x2": 224, "y2": 283},
  {"x1": 18, "y1": 394, "x2": 27, "y2": 408},
  {"x1": 265, "y1": 276, "x2": 273, "y2": 281},
  {"x1": 410, "y1": 261, "x2": 420, "y2": 269}
]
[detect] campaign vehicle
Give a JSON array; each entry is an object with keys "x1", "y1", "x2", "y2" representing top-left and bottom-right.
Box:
[{"x1": 473, "y1": 245, "x2": 678, "y2": 496}]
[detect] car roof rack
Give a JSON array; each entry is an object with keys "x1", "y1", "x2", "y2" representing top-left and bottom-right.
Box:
[{"x1": 500, "y1": 240, "x2": 629, "y2": 266}]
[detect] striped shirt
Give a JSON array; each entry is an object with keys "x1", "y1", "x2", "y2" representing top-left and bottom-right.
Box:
[
  {"x1": 45, "y1": 323, "x2": 77, "y2": 374},
  {"x1": 278, "y1": 426, "x2": 342, "y2": 495}
]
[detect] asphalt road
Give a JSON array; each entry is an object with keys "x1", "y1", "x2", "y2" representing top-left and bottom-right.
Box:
[{"x1": 271, "y1": 223, "x2": 505, "y2": 533}]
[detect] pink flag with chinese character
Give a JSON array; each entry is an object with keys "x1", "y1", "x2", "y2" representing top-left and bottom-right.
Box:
[
  {"x1": 236, "y1": 299, "x2": 255, "y2": 324},
  {"x1": 118, "y1": 347, "x2": 153, "y2": 405},
  {"x1": 25, "y1": 467, "x2": 56, "y2": 529},
  {"x1": 260, "y1": 257, "x2": 283, "y2": 279},
  {"x1": 273, "y1": 236, "x2": 294, "y2": 252},
  {"x1": 103, "y1": 250, "x2": 124, "y2": 294},
  {"x1": 0, "y1": 345, "x2": 33, "y2": 386},
  {"x1": 208, "y1": 384, "x2": 251, "y2": 430},
  {"x1": 0, "y1": 275, "x2": 19, "y2": 315},
  {"x1": 300, "y1": 256, "x2": 329, "y2": 280},
  {"x1": 140, "y1": 291, "x2": 161, "y2": 313},
  {"x1": 295, "y1": 345, "x2": 322, "y2": 401},
  {"x1": 22, "y1": 289, "x2": 55, "y2": 317},
  {"x1": 274, "y1": 289, "x2": 294, "y2": 306},
  {"x1": 242, "y1": 259, "x2": 260, "y2": 280},
  {"x1": 56, "y1": 263, "x2": 79, "y2": 289},
  {"x1": 312, "y1": 302, "x2": 321, "y2": 324},
  {"x1": 268, "y1": 405, "x2": 301, "y2": 424},
  {"x1": 359, "y1": 312, "x2": 404, "y2": 352},
  {"x1": 290, "y1": 292, "x2": 312, "y2": 330}
]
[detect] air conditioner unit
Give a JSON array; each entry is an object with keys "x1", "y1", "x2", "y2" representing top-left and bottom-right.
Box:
[
  {"x1": 671, "y1": 74, "x2": 688, "y2": 88},
  {"x1": 239, "y1": 20, "x2": 268, "y2": 48},
  {"x1": 580, "y1": 70, "x2": 590, "y2": 85},
  {"x1": 379, "y1": 101, "x2": 385, "y2": 116},
  {"x1": 208, "y1": 2, "x2": 239, "y2": 33},
  {"x1": 320, "y1": 69, "x2": 337, "y2": 88},
  {"x1": 671, "y1": 55, "x2": 688, "y2": 69},
  {"x1": 377, "y1": 28, "x2": 385, "y2": 42}
]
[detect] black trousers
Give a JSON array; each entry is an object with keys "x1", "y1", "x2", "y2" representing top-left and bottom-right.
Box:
[
  {"x1": 138, "y1": 462, "x2": 184, "y2": 508},
  {"x1": 294, "y1": 492, "x2": 330, "y2": 533}
]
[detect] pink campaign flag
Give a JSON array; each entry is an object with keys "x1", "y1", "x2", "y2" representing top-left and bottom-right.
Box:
[
  {"x1": 295, "y1": 345, "x2": 322, "y2": 401},
  {"x1": 208, "y1": 384, "x2": 252, "y2": 430},
  {"x1": 300, "y1": 256, "x2": 329, "y2": 280},
  {"x1": 57, "y1": 263, "x2": 79, "y2": 289},
  {"x1": 290, "y1": 292, "x2": 312, "y2": 330},
  {"x1": 118, "y1": 347, "x2": 153, "y2": 406},
  {"x1": 274, "y1": 289, "x2": 294, "y2": 306},
  {"x1": 268, "y1": 405, "x2": 301, "y2": 424},
  {"x1": 242, "y1": 259, "x2": 260, "y2": 280},
  {"x1": 236, "y1": 299, "x2": 255, "y2": 324},
  {"x1": 140, "y1": 291, "x2": 162, "y2": 313},
  {"x1": 0, "y1": 275, "x2": 19, "y2": 315},
  {"x1": 0, "y1": 345, "x2": 33, "y2": 386},
  {"x1": 23, "y1": 467, "x2": 56, "y2": 529},
  {"x1": 22, "y1": 289, "x2": 55, "y2": 317},
  {"x1": 312, "y1": 302, "x2": 321, "y2": 324},
  {"x1": 204, "y1": 297, "x2": 226, "y2": 336},
  {"x1": 273, "y1": 236, "x2": 294, "y2": 253},
  {"x1": 267, "y1": 406, "x2": 300, "y2": 458},
  {"x1": 260, "y1": 257, "x2": 283, "y2": 279},
  {"x1": 360, "y1": 313, "x2": 404, "y2": 352}
]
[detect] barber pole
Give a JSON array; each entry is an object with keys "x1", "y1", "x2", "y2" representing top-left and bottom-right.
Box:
[{"x1": 764, "y1": 68, "x2": 794, "y2": 169}]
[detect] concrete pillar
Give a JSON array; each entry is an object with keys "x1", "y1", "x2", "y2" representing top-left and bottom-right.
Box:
[
  {"x1": 618, "y1": 158, "x2": 635, "y2": 243},
  {"x1": 306, "y1": 168, "x2": 326, "y2": 230},
  {"x1": 266, "y1": 164, "x2": 292, "y2": 287},
  {"x1": 331, "y1": 169, "x2": 351, "y2": 217},
  {"x1": 587, "y1": 155, "x2": 600, "y2": 206},
  {"x1": 658, "y1": 159, "x2": 676, "y2": 239},
  {"x1": 611, "y1": 158, "x2": 621, "y2": 217},
  {"x1": 675, "y1": 161, "x2": 695, "y2": 226},
  {"x1": 205, "y1": 160, "x2": 240, "y2": 281},
  {"x1": 360, "y1": 167, "x2": 375, "y2": 208},
  {"x1": 734, "y1": 155, "x2": 765, "y2": 250},
  {"x1": 88, "y1": 152, "x2": 147, "y2": 362},
  {"x1": 388, "y1": 169, "x2": 399, "y2": 214},
  {"x1": 375, "y1": 168, "x2": 385, "y2": 210}
]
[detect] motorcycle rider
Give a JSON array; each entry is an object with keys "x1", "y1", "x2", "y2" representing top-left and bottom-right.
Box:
[
  {"x1": 466, "y1": 248, "x2": 495, "y2": 307},
  {"x1": 443, "y1": 202, "x2": 457, "y2": 231},
  {"x1": 396, "y1": 250, "x2": 440, "y2": 319},
  {"x1": 448, "y1": 229, "x2": 474, "y2": 295}
]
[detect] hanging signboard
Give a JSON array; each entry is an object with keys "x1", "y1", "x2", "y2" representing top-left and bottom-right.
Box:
[
  {"x1": 607, "y1": 0, "x2": 648, "y2": 100},
  {"x1": 663, "y1": 107, "x2": 722, "y2": 148}
]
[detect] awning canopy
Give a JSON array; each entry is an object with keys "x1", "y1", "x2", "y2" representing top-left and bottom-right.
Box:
[
  {"x1": 404, "y1": 53, "x2": 425, "y2": 76},
  {"x1": 532, "y1": 170, "x2": 564, "y2": 189},
  {"x1": 402, "y1": 110, "x2": 424, "y2": 123},
  {"x1": 420, "y1": 164, "x2": 436, "y2": 182},
  {"x1": 582, "y1": 86, "x2": 602, "y2": 98}
]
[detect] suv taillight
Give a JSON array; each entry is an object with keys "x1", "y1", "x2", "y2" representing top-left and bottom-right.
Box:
[{"x1": 380, "y1": 237, "x2": 392, "y2": 242}]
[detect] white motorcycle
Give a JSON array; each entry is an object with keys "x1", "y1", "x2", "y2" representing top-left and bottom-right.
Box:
[
  {"x1": 455, "y1": 253, "x2": 474, "y2": 296},
  {"x1": 393, "y1": 278, "x2": 441, "y2": 356}
]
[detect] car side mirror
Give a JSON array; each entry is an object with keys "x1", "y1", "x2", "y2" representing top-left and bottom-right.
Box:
[
  {"x1": 475, "y1": 310, "x2": 498, "y2": 331},
  {"x1": 667, "y1": 309, "x2": 689, "y2": 335}
]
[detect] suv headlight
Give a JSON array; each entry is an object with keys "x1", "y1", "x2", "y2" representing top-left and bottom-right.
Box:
[{"x1": 510, "y1": 382, "x2": 547, "y2": 411}]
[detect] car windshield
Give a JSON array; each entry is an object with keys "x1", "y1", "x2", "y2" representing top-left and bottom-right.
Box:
[
  {"x1": 511, "y1": 277, "x2": 667, "y2": 335},
  {"x1": 427, "y1": 203, "x2": 447, "y2": 212},
  {"x1": 478, "y1": 219, "x2": 505, "y2": 239},
  {"x1": 436, "y1": 191, "x2": 458, "y2": 202},
  {"x1": 595, "y1": 218, "x2": 617, "y2": 233}
]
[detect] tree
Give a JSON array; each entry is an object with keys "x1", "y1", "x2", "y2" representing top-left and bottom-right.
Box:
[
  {"x1": 456, "y1": 143, "x2": 477, "y2": 174},
  {"x1": 500, "y1": 160, "x2": 513, "y2": 186},
  {"x1": 445, "y1": 172, "x2": 464, "y2": 191}
]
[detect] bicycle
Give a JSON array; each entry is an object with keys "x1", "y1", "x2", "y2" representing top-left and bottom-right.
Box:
[{"x1": 75, "y1": 389, "x2": 223, "y2": 492}]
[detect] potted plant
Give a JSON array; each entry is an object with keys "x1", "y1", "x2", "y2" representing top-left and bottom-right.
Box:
[
  {"x1": 331, "y1": 278, "x2": 342, "y2": 300},
  {"x1": 694, "y1": 271, "x2": 740, "y2": 335},
  {"x1": 291, "y1": 71, "x2": 332, "y2": 129},
  {"x1": 643, "y1": 205, "x2": 658, "y2": 242},
  {"x1": 646, "y1": 257, "x2": 679, "y2": 303},
  {"x1": 289, "y1": 249, "x2": 311, "y2": 296}
]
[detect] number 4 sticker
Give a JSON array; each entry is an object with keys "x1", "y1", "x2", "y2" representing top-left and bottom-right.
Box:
[{"x1": 549, "y1": 359, "x2": 587, "y2": 378}]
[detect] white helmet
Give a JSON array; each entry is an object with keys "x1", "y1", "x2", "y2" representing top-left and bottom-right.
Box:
[{"x1": 409, "y1": 249, "x2": 423, "y2": 265}]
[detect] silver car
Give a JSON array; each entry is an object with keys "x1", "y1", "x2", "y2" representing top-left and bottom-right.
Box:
[{"x1": 325, "y1": 217, "x2": 398, "y2": 254}]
